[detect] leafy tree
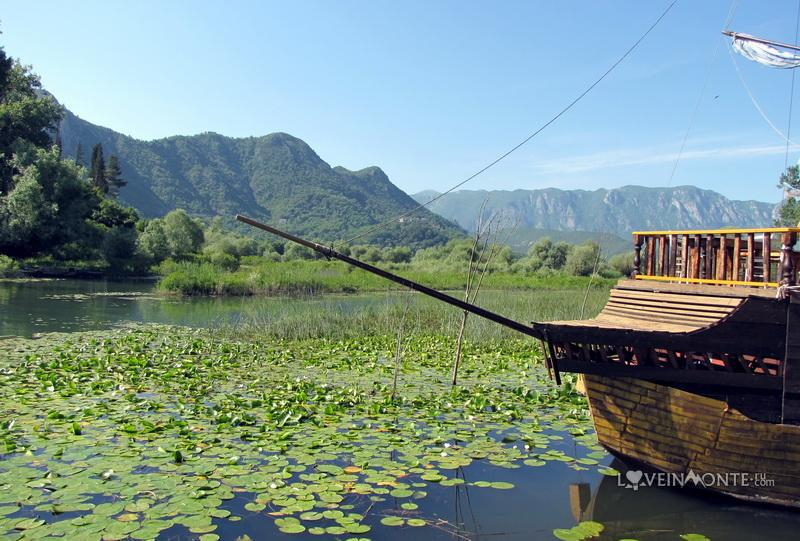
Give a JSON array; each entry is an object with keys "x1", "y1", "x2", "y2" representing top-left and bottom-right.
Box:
[
  {"x1": 92, "y1": 197, "x2": 138, "y2": 228},
  {"x1": 102, "y1": 226, "x2": 137, "y2": 269},
  {"x1": 0, "y1": 46, "x2": 63, "y2": 195},
  {"x1": 776, "y1": 165, "x2": 800, "y2": 226},
  {"x1": 564, "y1": 241, "x2": 601, "y2": 276},
  {"x1": 0, "y1": 147, "x2": 99, "y2": 256},
  {"x1": 162, "y1": 209, "x2": 204, "y2": 258},
  {"x1": 105, "y1": 154, "x2": 126, "y2": 196},
  {"x1": 137, "y1": 219, "x2": 171, "y2": 263},
  {"x1": 608, "y1": 251, "x2": 634, "y2": 277}
]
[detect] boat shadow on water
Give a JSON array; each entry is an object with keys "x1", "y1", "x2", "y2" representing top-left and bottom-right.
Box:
[{"x1": 571, "y1": 459, "x2": 800, "y2": 540}]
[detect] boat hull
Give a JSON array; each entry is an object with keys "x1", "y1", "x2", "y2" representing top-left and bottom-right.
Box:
[{"x1": 584, "y1": 374, "x2": 800, "y2": 507}]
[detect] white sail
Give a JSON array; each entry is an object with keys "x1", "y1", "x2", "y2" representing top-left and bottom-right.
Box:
[{"x1": 731, "y1": 33, "x2": 800, "y2": 69}]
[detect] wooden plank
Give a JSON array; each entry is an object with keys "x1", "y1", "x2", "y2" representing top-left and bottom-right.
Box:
[
  {"x1": 615, "y1": 278, "x2": 775, "y2": 298},
  {"x1": 733, "y1": 234, "x2": 742, "y2": 282},
  {"x1": 632, "y1": 226, "x2": 800, "y2": 235},
  {"x1": 692, "y1": 234, "x2": 701, "y2": 279},
  {"x1": 658, "y1": 235, "x2": 667, "y2": 275},
  {"x1": 716, "y1": 235, "x2": 727, "y2": 281},
  {"x1": 609, "y1": 288, "x2": 743, "y2": 306},
  {"x1": 646, "y1": 237, "x2": 655, "y2": 275},
  {"x1": 634, "y1": 274, "x2": 779, "y2": 288},
  {"x1": 668, "y1": 234, "x2": 678, "y2": 277},
  {"x1": 705, "y1": 234, "x2": 714, "y2": 280},
  {"x1": 555, "y1": 359, "x2": 783, "y2": 389},
  {"x1": 747, "y1": 232, "x2": 755, "y2": 282},
  {"x1": 681, "y1": 234, "x2": 689, "y2": 278},
  {"x1": 764, "y1": 232, "x2": 772, "y2": 284},
  {"x1": 783, "y1": 297, "x2": 800, "y2": 423},
  {"x1": 725, "y1": 239, "x2": 734, "y2": 281}
]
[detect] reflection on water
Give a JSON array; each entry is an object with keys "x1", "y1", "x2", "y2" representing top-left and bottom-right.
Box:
[
  {"x1": 570, "y1": 459, "x2": 800, "y2": 540},
  {"x1": 0, "y1": 279, "x2": 407, "y2": 338}
]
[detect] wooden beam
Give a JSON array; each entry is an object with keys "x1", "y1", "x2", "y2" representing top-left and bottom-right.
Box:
[
  {"x1": 783, "y1": 297, "x2": 800, "y2": 423},
  {"x1": 556, "y1": 359, "x2": 783, "y2": 390},
  {"x1": 764, "y1": 232, "x2": 772, "y2": 284},
  {"x1": 733, "y1": 235, "x2": 742, "y2": 282}
]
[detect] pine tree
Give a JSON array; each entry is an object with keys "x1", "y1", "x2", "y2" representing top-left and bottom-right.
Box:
[
  {"x1": 105, "y1": 155, "x2": 126, "y2": 197},
  {"x1": 75, "y1": 142, "x2": 84, "y2": 167},
  {"x1": 90, "y1": 143, "x2": 107, "y2": 194}
]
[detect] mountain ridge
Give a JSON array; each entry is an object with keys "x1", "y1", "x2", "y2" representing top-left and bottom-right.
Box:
[
  {"x1": 412, "y1": 186, "x2": 776, "y2": 240},
  {"x1": 58, "y1": 110, "x2": 462, "y2": 247}
]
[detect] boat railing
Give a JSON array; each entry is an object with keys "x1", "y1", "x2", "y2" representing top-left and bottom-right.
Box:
[{"x1": 632, "y1": 227, "x2": 800, "y2": 288}]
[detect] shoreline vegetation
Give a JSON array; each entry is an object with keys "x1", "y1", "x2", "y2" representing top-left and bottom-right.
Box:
[{"x1": 156, "y1": 258, "x2": 619, "y2": 296}]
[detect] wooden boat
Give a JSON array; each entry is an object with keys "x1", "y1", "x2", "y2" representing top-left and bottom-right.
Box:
[
  {"x1": 235, "y1": 220, "x2": 800, "y2": 507},
  {"x1": 535, "y1": 228, "x2": 800, "y2": 507}
]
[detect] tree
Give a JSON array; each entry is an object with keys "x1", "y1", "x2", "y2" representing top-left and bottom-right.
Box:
[
  {"x1": 75, "y1": 142, "x2": 85, "y2": 166},
  {"x1": 137, "y1": 219, "x2": 171, "y2": 263},
  {"x1": 0, "y1": 47, "x2": 63, "y2": 195},
  {"x1": 0, "y1": 147, "x2": 99, "y2": 256},
  {"x1": 564, "y1": 241, "x2": 601, "y2": 276},
  {"x1": 162, "y1": 209, "x2": 204, "y2": 258},
  {"x1": 105, "y1": 154, "x2": 126, "y2": 196},
  {"x1": 90, "y1": 143, "x2": 107, "y2": 194},
  {"x1": 776, "y1": 165, "x2": 800, "y2": 226}
]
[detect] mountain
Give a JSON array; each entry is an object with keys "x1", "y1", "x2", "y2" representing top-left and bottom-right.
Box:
[
  {"x1": 412, "y1": 187, "x2": 776, "y2": 246},
  {"x1": 57, "y1": 110, "x2": 462, "y2": 248}
]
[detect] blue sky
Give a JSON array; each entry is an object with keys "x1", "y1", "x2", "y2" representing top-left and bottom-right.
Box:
[{"x1": 3, "y1": 1, "x2": 800, "y2": 203}]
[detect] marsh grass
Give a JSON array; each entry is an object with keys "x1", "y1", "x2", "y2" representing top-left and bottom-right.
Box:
[
  {"x1": 221, "y1": 287, "x2": 611, "y2": 342},
  {"x1": 157, "y1": 259, "x2": 618, "y2": 296}
]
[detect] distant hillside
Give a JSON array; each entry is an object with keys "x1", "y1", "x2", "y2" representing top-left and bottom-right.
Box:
[
  {"x1": 58, "y1": 110, "x2": 462, "y2": 248},
  {"x1": 412, "y1": 187, "x2": 775, "y2": 241}
]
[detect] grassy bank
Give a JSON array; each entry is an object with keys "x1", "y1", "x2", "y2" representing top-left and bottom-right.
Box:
[{"x1": 157, "y1": 258, "x2": 618, "y2": 296}]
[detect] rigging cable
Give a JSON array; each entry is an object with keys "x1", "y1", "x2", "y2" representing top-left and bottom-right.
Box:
[
  {"x1": 785, "y1": 0, "x2": 800, "y2": 170},
  {"x1": 343, "y1": 0, "x2": 679, "y2": 244},
  {"x1": 667, "y1": 0, "x2": 739, "y2": 187}
]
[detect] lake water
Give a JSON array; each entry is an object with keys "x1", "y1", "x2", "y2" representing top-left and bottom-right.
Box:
[{"x1": 2, "y1": 279, "x2": 800, "y2": 540}]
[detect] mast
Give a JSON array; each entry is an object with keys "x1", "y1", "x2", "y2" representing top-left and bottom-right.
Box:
[{"x1": 722, "y1": 30, "x2": 800, "y2": 53}]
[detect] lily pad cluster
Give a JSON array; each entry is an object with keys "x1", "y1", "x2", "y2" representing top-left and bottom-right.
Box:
[{"x1": 0, "y1": 325, "x2": 605, "y2": 540}]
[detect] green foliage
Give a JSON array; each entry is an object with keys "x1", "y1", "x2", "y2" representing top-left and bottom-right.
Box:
[
  {"x1": 608, "y1": 251, "x2": 634, "y2": 277},
  {"x1": 91, "y1": 197, "x2": 139, "y2": 228},
  {"x1": 162, "y1": 209, "x2": 204, "y2": 259},
  {"x1": 564, "y1": 241, "x2": 601, "y2": 277},
  {"x1": 101, "y1": 226, "x2": 138, "y2": 270},
  {"x1": 0, "y1": 47, "x2": 63, "y2": 195},
  {"x1": 776, "y1": 166, "x2": 800, "y2": 226},
  {"x1": 89, "y1": 143, "x2": 107, "y2": 194},
  {"x1": 104, "y1": 154, "x2": 126, "y2": 196},
  {"x1": 137, "y1": 219, "x2": 171, "y2": 263},
  {"x1": 514, "y1": 237, "x2": 572, "y2": 273},
  {"x1": 0, "y1": 147, "x2": 100, "y2": 257},
  {"x1": 0, "y1": 254, "x2": 18, "y2": 276}
]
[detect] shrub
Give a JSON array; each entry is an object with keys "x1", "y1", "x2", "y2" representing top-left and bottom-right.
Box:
[{"x1": 0, "y1": 254, "x2": 19, "y2": 277}]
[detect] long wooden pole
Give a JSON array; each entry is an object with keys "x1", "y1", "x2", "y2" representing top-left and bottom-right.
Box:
[
  {"x1": 236, "y1": 215, "x2": 543, "y2": 339},
  {"x1": 723, "y1": 30, "x2": 800, "y2": 52}
]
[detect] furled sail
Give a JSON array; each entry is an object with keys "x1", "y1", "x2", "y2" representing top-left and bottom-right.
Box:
[{"x1": 730, "y1": 32, "x2": 800, "y2": 69}]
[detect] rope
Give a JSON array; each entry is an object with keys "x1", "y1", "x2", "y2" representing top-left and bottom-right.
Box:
[
  {"x1": 344, "y1": 0, "x2": 680, "y2": 245},
  {"x1": 786, "y1": 0, "x2": 800, "y2": 170},
  {"x1": 667, "y1": 0, "x2": 739, "y2": 186}
]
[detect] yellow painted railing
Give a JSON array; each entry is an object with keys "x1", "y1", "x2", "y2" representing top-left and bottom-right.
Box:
[{"x1": 632, "y1": 228, "x2": 800, "y2": 288}]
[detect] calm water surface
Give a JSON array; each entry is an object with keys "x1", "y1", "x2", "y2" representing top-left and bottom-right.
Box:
[{"x1": 2, "y1": 279, "x2": 799, "y2": 540}]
